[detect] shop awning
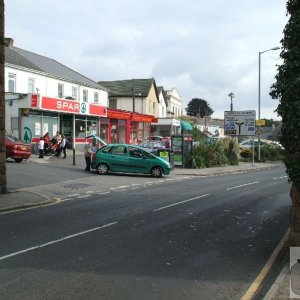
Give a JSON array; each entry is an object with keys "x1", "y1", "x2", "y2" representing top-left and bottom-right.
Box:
[{"x1": 180, "y1": 120, "x2": 193, "y2": 131}]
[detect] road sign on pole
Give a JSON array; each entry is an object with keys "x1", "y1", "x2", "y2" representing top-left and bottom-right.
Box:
[{"x1": 224, "y1": 110, "x2": 256, "y2": 136}]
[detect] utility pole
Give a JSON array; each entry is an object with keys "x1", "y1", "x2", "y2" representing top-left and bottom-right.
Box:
[
  {"x1": 0, "y1": 0, "x2": 6, "y2": 193},
  {"x1": 132, "y1": 79, "x2": 135, "y2": 113}
]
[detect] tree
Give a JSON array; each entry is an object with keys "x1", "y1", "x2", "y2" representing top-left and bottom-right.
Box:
[
  {"x1": 185, "y1": 98, "x2": 214, "y2": 117},
  {"x1": 0, "y1": 0, "x2": 6, "y2": 193},
  {"x1": 270, "y1": 0, "x2": 300, "y2": 245}
]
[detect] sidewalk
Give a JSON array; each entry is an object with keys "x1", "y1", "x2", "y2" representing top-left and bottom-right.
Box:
[{"x1": 0, "y1": 157, "x2": 290, "y2": 299}]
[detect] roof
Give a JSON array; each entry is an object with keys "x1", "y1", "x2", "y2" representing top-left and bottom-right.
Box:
[
  {"x1": 98, "y1": 78, "x2": 159, "y2": 99},
  {"x1": 5, "y1": 46, "x2": 106, "y2": 90}
]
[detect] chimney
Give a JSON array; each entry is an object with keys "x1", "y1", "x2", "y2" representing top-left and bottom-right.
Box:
[{"x1": 4, "y1": 38, "x2": 14, "y2": 47}]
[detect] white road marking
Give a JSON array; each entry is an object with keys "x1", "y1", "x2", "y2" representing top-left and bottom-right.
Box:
[
  {"x1": 154, "y1": 194, "x2": 210, "y2": 211},
  {"x1": 76, "y1": 195, "x2": 92, "y2": 199},
  {"x1": 226, "y1": 181, "x2": 259, "y2": 190},
  {"x1": 273, "y1": 176, "x2": 288, "y2": 180},
  {"x1": 66, "y1": 194, "x2": 80, "y2": 197},
  {"x1": 98, "y1": 192, "x2": 111, "y2": 195},
  {"x1": 0, "y1": 222, "x2": 118, "y2": 262},
  {"x1": 61, "y1": 198, "x2": 74, "y2": 202}
]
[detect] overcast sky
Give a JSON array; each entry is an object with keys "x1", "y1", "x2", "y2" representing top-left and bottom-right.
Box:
[{"x1": 5, "y1": 0, "x2": 287, "y2": 120}]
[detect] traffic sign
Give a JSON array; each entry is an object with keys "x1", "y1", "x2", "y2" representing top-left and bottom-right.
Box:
[
  {"x1": 256, "y1": 119, "x2": 265, "y2": 126},
  {"x1": 224, "y1": 110, "x2": 256, "y2": 136}
]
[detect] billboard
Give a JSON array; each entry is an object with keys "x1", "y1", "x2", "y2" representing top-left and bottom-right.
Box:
[{"x1": 224, "y1": 110, "x2": 256, "y2": 136}]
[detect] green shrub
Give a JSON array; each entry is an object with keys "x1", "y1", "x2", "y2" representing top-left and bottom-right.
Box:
[
  {"x1": 192, "y1": 140, "x2": 228, "y2": 168},
  {"x1": 240, "y1": 148, "x2": 253, "y2": 161},
  {"x1": 220, "y1": 137, "x2": 239, "y2": 165}
]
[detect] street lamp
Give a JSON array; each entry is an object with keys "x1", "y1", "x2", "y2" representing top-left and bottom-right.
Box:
[
  {"x1": 258, "y1": 46, "x2": 280, "y2": 161},
  {"x1": 228, "y1": 92, "x2": 235, "y2": 111}
]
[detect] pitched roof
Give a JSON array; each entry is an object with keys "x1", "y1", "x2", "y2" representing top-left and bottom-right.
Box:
[
  {"x1": 5, "y1": 46, "x2": 106, "y2": 90},
  {"x1": 98, "y1": 78, "x2": 158, "y2": 99}
]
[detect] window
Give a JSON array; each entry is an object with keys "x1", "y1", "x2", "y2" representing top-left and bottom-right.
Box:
[
  {"x1": 94, "y1": 92, "x2": 99, "y2": 103},
  {"x1": 109, "y1": 99, "x2": 117, "y2": 109},
  {"x1": 58, "y1": 84, "x2": 64, "y2": 98},
  {"x1": 153, "y1": 102, "x2": 156, "y2": 112},
  {"x1": 8, "y1": 73, "x2": 16, "y2": 92},
  {"x1": 111, "y1": 145, "x2": 127, "y2": 156},
  {"x1": 72, "y1": 86, "x2": 77, "y2": 100},
  {"x1": 28, "y1": 77, "x2": 35, "y2": 93},
  {"x1": 83, "y1": 89, "x2": 88, "y2": 102}
]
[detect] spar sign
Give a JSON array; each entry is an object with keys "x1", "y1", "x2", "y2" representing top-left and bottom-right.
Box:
[
  {"x1": 40, "y1": 97, "x2": 106, "y2": 117},
  {"x1": 224, "y1": 110, "x2": 256, "y2": 136}
]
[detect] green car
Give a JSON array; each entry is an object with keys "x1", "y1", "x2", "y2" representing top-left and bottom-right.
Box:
[{"x1": 91, "y1": 144, "x2": 172, "y2": 178}]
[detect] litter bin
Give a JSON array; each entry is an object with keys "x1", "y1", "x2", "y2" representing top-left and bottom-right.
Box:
[{"x1": 157, "y1": 149, "x2": 174, "y2": 168}]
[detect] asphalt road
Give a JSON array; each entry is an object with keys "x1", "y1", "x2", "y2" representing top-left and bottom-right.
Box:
[{"x1": 1, "y1": 164, "x2": 290, "y2": 299}]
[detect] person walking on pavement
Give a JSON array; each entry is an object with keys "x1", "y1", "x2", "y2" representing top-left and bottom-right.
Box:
[
  {"x1": 60, "y1": 135, "x2": 67, "y2": 159},
  {"x1": 84, "y1": 140, "x2": 94, "y2": 171},
  {"x1": 54, "y1": 131, "x2": 62, "y2": 157},
  {"x1": 38, "y1": 137, "x2": 44, "y2": 158}
]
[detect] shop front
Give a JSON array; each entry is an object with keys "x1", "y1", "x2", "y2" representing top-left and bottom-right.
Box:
[
  {"x1": 7, "y1": 94, "x2": 107, "y2": 152},
  {"x1": 6, "y1": 94, "x2": 158, "y2": 151},
  {"x1": 105, "y1": 109, "x2": 156, "y2": 144}
]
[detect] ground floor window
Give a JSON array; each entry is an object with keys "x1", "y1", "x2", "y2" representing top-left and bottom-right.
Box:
[
  {"x1": 75, "y1": 116, "x2": 98, "y2": 138},
  {"x1": 23, "y1": 110, "x2": 59, "y2": 142}
]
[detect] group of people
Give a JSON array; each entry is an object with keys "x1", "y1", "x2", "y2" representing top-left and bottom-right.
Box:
[
  {"x1": 38, "y1": 131, "x2": 68, "y2": 159},
  {"x1": 38, "y1": 133, "x2": 98, "y2": 172}
]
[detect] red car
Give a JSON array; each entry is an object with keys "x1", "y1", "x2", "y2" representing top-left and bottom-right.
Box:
[{"x1": 5, "y1": 135, "x2": 31, "y2": 162}]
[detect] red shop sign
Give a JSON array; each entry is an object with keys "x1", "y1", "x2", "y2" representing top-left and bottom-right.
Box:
[
  {"x1": 41, "y1": 97, "x2": 107, "y2": 116},
  {"x1": 41, "y1": 97, "x2": 80, "y2": 113},
  {"x1": 31, "y1": 94, "x2": 39, "y2": 107}
]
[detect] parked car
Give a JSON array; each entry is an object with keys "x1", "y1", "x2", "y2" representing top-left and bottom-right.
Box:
[
  {"x1": 147, "y1": 136, "x2": 171, "y2": 148},
  {"x1": 239, "y1": 139, "x2": 282, "y2": 150},
  {"x1": 138, "y1": 140, "x2": 165, "y2": 155},
  {"x1": 91, "y1": 144, "x2": 172, "y2": 178},
  {"x1": 147, "y1": 136, "x2": 164, "y2": 141},
  {"x1": 5, "y1": 135, "x2": 31, "y2": 162}
]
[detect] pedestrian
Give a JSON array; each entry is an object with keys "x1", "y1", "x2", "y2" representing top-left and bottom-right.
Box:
[
  {"x1": 54, "y1": 131, "x2": 62, "y2": 157},
  {"x1": 84, "y1": 140, "x2": 93, "y2": 171},
  {"x1": 43, "y1": 132, "x2": 50, "y2": 155},
  {"x1": 55, "y1": 131, "x2": 62, "y2": 143},
  {"x1": 60, "y1": 135, "x2": 67, "y2": 159},
  {"x1": 38, "y1": 137, "x2": 44, "y2": 158}
]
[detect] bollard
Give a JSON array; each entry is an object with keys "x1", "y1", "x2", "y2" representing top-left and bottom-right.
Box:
[{"x1": 73, "y1": 148, "x2": 76, "y2": 165}]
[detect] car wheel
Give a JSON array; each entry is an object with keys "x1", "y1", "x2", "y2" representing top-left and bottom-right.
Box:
[
  {"x1": 14, "y1": 158, "x2": 23, "y2": 163},
  {"x1": 151, "y1": 166, "x2": 163, "y2": 178},
  {"x1": 97, "y1": 163, "x2": 109, "y2": 175}
]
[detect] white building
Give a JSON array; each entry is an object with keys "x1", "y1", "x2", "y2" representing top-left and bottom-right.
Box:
[
  {"x1": 165, "y1": 87, "x2": 183, "y2": 118},
  {"x1": 5, "y1": 38, "x2": 108, "y2": 149}
]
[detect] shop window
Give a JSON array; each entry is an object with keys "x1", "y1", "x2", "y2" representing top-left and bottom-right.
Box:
[
  {"x1": 100, "y1": 123, "x2": 108, "y2": 143},
  {"x1": 8, "y1": 73, "x2": 16, "y2": 93},
  {"x1": 111, "y1": 124, "x2": 118, "y2": 143}
]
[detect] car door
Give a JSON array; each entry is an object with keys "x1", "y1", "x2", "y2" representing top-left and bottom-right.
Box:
[
  {"x1": 128, "y1": 146, "x2": 152, "y2": 173},
  {"x1": 107, "y1": 145, "x2": 130, "y2": 172}
]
